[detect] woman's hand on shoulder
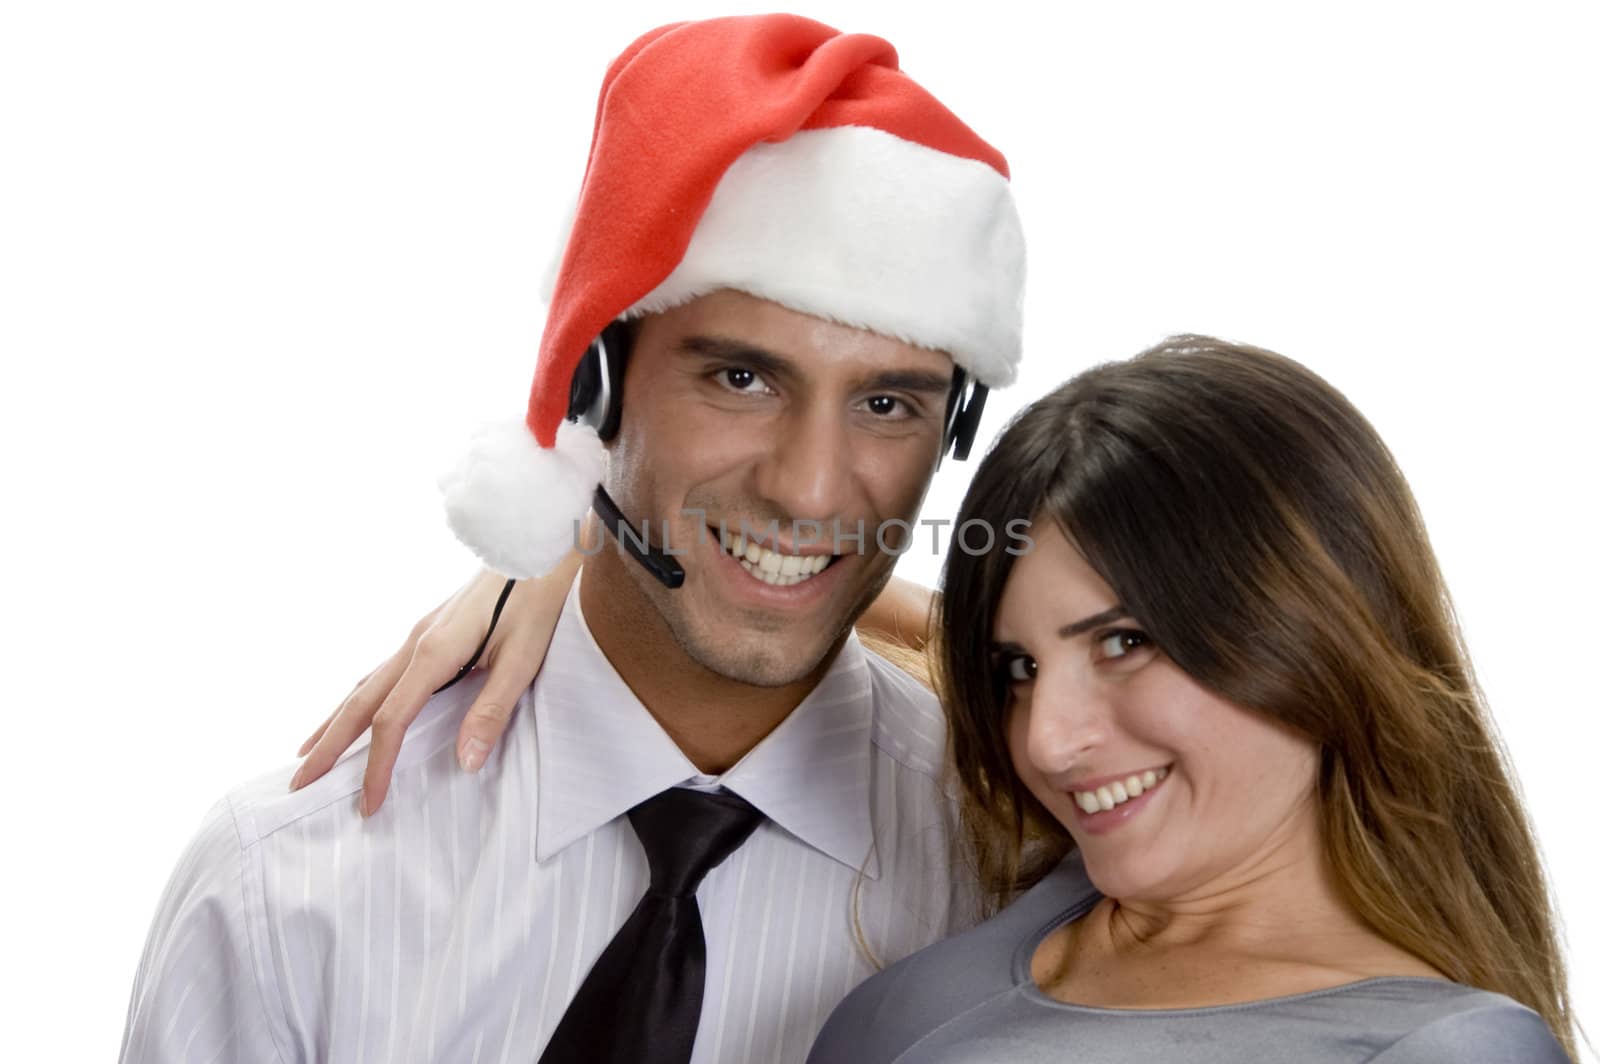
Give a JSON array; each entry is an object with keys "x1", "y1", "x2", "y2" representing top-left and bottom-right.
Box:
[{"x1": 291, "y1": 551, "x2": 581, "y2": 816}]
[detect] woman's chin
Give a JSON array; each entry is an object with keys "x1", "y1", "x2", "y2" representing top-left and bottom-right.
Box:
[{"x1": 1075, "y1": 847, "x2": 1178, "y2": 903}]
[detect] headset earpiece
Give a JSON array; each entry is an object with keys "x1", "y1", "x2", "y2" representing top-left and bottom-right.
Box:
[
  {"x1": 938, "y1": 368, "x2": 988, "y2": 468},
  {"x1": 566, "y1": 321, "x2": 632, "y2": 442},
  {"x1": 949, "y1": 381, "x2": 987, "y2": 461}
]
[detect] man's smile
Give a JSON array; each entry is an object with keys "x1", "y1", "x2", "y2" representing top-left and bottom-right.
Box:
[{"x1": 716, "y1": 525, "x2": 839, "y2": 587}]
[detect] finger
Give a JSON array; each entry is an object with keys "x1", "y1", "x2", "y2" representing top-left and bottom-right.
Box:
[
  {"x1": 290, "y1": 652, "x2": 407, "y2": 790},
  {"x1": 456, "y1": 654, "x2": 541, "y2": 773},
  {"x1": 359, "y1": 640, "x2": 465, "y2": 816},
  {"x1": 296, "y1": 710, "x2": 336, "y2": 758},
  {"x1": 294, "y1": 658, "x2": 385, "y2": 759},
  {"x1": 292, "y1": 704, "x2": 370, "y2": 792}
]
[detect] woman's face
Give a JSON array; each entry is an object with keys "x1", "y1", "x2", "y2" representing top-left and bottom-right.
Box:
[{"x1": 993, "y1": 522, "x2": 1322, "y2": 902}]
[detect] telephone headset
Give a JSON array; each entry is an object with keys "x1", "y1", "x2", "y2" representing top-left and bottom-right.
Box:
[
  {"x1": 567, "y1": 324, "x2": 990, "y2": 459},
  {"x1": 436, "y1": 321, "x2": 989, "y2": 694}
]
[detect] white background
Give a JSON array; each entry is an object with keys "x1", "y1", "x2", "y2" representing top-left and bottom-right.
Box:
[{"x1": 3, "y1": 1, "x2": 1595, "y2": 1060}]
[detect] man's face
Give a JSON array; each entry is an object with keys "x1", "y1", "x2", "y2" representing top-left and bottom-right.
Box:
[{"x1": 603, "y1": 289, "x2": 954, "y2": 687}]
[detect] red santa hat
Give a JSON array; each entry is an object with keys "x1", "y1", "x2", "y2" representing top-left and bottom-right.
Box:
[{"x1": 440, "y1": 14, "x2": 1025, "y2": 578}]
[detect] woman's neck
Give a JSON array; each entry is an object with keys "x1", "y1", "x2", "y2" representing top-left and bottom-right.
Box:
[
  {"x1": 1106, "y1": 809, "x2": 1358, "y2": 953},
  {"x1": 1035, "y1": 808, "x2": 1443, "y2": 1008}
]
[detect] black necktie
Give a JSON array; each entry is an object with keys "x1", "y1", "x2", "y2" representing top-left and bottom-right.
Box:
[{"x1": 538, "y1": 788, "x2": 766, "y2": 1064}]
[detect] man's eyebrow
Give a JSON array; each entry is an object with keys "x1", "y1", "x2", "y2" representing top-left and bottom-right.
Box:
[
  {"x1": 864, "y1": 369, "x2": 955, "y2": 396},
  {"x1": 678, "y1": 335, "x2": 952, "y2": 396},
  {"x1": 677, "y1": 335, "x2": 796, "y2": 378}
]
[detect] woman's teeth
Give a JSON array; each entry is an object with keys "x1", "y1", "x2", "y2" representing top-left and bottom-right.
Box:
[
  {"x1": 719, "y1": 530, "x2": 832, "y2": 587},
  {"x1": 1073, "y1": 767, "x2": 1168, "y2": 814}
]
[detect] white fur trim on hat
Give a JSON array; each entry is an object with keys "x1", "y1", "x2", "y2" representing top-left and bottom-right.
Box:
[
  {"x1": 438, "y1": 419, "x2": 606, "y2": 579},
  {"x1": 627, "y1": 126, "x2": 1024, "y2": 388}
]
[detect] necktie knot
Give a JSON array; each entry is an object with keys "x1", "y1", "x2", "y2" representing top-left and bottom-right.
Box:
[{"x1": 628, "y1": 788, "x2": 765, "y2": 898}]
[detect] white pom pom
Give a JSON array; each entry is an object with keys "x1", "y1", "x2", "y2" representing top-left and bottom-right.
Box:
[{"x1": 438, "y1": 419, "x2": 606, "y2": 578}]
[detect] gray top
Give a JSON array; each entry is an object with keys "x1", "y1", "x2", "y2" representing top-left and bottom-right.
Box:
[{"x1": 808, "y1": 853, "x2": 1568, "y2": 1063}]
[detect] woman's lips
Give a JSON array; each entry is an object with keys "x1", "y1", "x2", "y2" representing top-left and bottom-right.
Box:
[{"x1": 1063, "y1": 765, "x2": 1171, "y2": 836}]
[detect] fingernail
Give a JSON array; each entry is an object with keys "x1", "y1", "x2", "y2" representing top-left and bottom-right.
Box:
[
  {"x1": 358, "y1": 793, "x2": 369, "y2": 818},
  {"x1": 459, "y1": 738, "x2": 489, "y2": 773},
  {"x1": 289, "y1": 767, "x2": 304, "y2": 791}
]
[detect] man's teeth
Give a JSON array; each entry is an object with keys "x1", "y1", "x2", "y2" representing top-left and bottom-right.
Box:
[
  {"x1": 1073, "y1": 767, "x2": 1168, "y2": 814},
  {"x1": 719, "y1": 530, "x2": 831, "y2": 587}
]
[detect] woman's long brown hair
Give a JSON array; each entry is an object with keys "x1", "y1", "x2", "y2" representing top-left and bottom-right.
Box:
[{"x1": 937, "y1": 336, "x2": 1575, "y2": 1056}]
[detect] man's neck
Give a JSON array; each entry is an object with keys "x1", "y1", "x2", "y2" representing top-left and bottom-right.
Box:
[{"x1": 578, "y1": 555, "x2": 841, "y2": 774}]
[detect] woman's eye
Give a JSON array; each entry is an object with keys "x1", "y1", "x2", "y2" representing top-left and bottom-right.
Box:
[
  {"x1": 718, "y1": 367, "x2": 773, "y2": 394},
  {"x1": 1003, "y1": 654, "x2": 1037, "y2": 683},
  {"x1": 1096, "y1": 629, "x2": 1151, "y2": 660}
]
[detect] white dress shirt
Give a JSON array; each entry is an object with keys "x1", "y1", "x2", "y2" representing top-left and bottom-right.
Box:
[{"x1": 120, "y1": 580, "x2": 981, "y2": 1063}]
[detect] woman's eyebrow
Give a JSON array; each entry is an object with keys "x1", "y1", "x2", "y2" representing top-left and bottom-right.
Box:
[
  {"x1": 1056, "y1": 606, "x2": 1128, "y2": 640},
  {"x1": 989, "y1": 606, "x2": 1129, "y2": 656}
]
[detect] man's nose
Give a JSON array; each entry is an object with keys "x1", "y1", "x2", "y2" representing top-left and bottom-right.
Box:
[{"x1": 752, "y1": 403, "x2": 856, "y2": 526}]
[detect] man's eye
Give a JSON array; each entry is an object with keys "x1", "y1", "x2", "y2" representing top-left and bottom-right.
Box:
[
  {"x1": 862, "y1": 394, "x2": 926, "y2": 421},
  {"x1": 1096, "y1": 629, "x2": 1152, "y2": 660},
  {"x1": 717, "y1": 367, "x2": 773, "y2": 393}
]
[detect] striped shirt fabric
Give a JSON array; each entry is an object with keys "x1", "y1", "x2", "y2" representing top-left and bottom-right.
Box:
[{"x1": 120, "y1": 580, "x2": 981, "y2": 1063}]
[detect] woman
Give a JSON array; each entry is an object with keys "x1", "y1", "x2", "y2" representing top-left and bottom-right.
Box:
[
  {"x1": 809, "y1": 337, "x2": 1576, "y2": 1060},
  {"x1": 294, "y1": 336, "x2": 1576, "y2": 1060}
]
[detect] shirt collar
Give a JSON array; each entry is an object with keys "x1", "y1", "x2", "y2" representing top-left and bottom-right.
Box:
[{"x1": 534, "y1": 575, "x2": 881, "y2": 879}]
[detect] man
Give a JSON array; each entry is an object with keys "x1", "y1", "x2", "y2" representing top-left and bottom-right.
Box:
[{"x1": 120, "y1": 15, "x2": 1023, "y2": 1063}]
